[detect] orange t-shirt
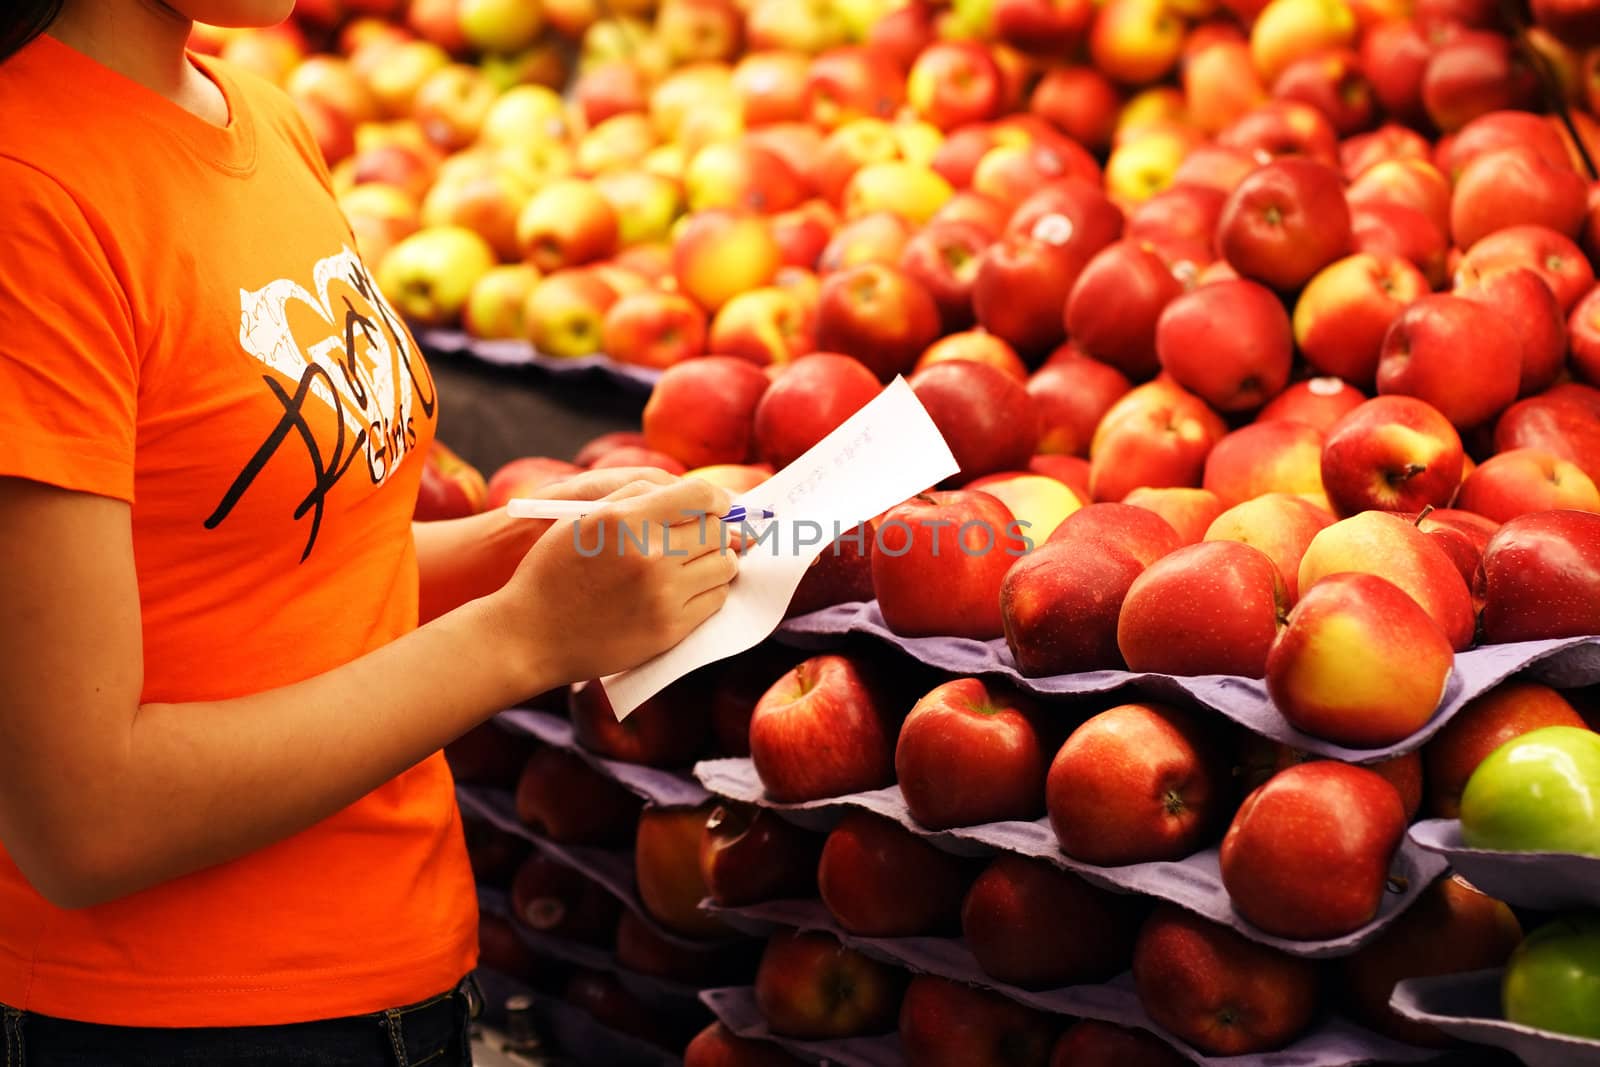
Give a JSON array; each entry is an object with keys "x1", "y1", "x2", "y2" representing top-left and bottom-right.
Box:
[{"x1": 0, "y1": 36, "x2": 478, "y2": 1026}]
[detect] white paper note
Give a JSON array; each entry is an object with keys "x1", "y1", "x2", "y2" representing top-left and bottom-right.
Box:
[{"x1": 600, "y1": 376, "x2": 959, "y2": 718}]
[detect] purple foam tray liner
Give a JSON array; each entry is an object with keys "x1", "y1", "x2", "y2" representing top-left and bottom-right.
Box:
[
  {"x1": 701, "y1": 985, "x2": 905, "y2": 1067},
  {"x1": 1409, "y1": 819, "x2": 1600, "y2": 912},
  {"x1": 417, "y1": 328, "x2": 661, "y2": 391},
  {"x1": 456, "y1": 784, "x2": 731, "y2": 952},
  {"x1": 705, "y1": 897, "x2": 1437, "y2": 1067},
  {"x1": 694, "y1": 758, "x2": 1449, "y2": 960},
  {"x1": 778, "y1": 602, "x2": 1600, "y2": 764},
  {"x1": 472, "y1": 966, "x2": 684, "y2": 1067},
  {"x1": 478, "y1": 885, "x2": 704, "y2": 1009},
  {"x1": 1390, "y1": 969, "x2": 1600, "y2": 1067},
  {"x1": 496, "y1": 706, "x2": 712, "y2": 809}
]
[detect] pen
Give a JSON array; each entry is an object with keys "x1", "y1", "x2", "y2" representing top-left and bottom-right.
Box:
[{"x1": 506, "y1": 498, "x2": 775, "y2": 523}]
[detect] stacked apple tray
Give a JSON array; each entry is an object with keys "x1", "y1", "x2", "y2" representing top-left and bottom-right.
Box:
[{"x1": 454, "y1": 607, "x2": 1600, "y2": 1067}]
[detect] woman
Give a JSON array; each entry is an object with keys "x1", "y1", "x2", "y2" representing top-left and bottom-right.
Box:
[{"x1": 0, "y1": 2, "x2": 739, "y2": 1063}]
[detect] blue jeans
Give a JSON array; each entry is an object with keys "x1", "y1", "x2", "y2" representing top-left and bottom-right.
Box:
[{"x1": 0, "y1": 977, "x2": 479, "y2": 1067}]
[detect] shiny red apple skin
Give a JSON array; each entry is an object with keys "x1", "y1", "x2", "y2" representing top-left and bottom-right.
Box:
[
  {"x1": 897, "y1": 974, "x2": 1058, "y2": 1067},
  {"x1": 909, "y1": 360, "x2": 1039, "y2": 484},
  {"x1": 1088, "y1": 379, "x2": 1229, "y2": 503},
  {"x1": 1221, "y1": 761, "x2": 1407, "y2": 939},
  {"x1": 1457, "y1": 224, "x2": 1595, "y2": 313},
  {"x1": 972, "y1": 234, "x2": 1087, "y2": 359},
  {"x1": 698, "y1": 802, "x2": 822, "y2": 907},
  {"x1": 1046, "y1": 702, "x2": 1227, "y2": 865},
  {"x1": 1026, "y1": 353, "x2": 1132, "y2": 457},
  {"x1": 1455, "y1": 267, "x2": 1567, "y2": 399},
  {"x1": 1423, "y1": 680, "x2": 1592, "y2": 818},
  {"x1": 569, "y1": 679, "x2": 712, "y2": 769},
  {"x1": 753, "y1": 353, "x2": 881, "y2": 471},
  {"x1": 1132, "y1": 904, "x2": 1320, "y2": 1056},
  {"x1": 1319, "y1": 395, "x2": 1465, "y2": 516},
  {"x1": 872, "y1": 490, "x2": 1026, "y2": 640},
  {"x1": 514, "y1": 744, "x2": 642, "y2": 846},
  {"x1": 747, "y1": 654, "x2": 896, "y2": 803},
  {"x1": 1001, "y1": 539, "x2": 1146, "y2": 675},
  {"x1": 1257, "y1": 377, "x2": 1367, "y2": 434},
  {"x1": 1337, "y1": 875, "x2": 1524, "y2": 1046},
  {"x1": 1450, "y1": 144, "x2": 1587, "y2": 250},
  {"x1": 753, "y1": 931, "x2": 903, "y2": 1040},
  {"x1": 1203, "y1": 493, "x2": 1334, "y2": 603},
  {"x1": 896, "y1": 678, "x2": 1049, "y2": 829},
  {"x1": 815, "y1": 263, "x2": 942, "y2": 382},
  {"x1": 1458, "y1": 448, "x2": 1600, "y2": 523},
  {"x1": 1478, "y1": 509, "x2": 1600, "y2": 644},
  {"x1": 1048, "y1": 501, "x2": 1183, "y2": 564},
  {"x1": 642, "y1": 356, "x2": 771, "y2": 469},
  {"x1": 817, "y1": 810, "x2": 976, "y2": 937},
  {"x1": 962, "y1": 853, "x2": 1141, "y2": 990},
  {"x1": 1216, "y1": 157, "x2": 1353, "y2": 292},
  {"x1": 1157, "y1": 279, "x2": 1293, "y2": 413},
  {"x1": 1118, "y1": 540, "x2": 1289, "y2": 678},
  {"x1": 1376, "y1": 293, "x2": 1522, "y2": 431},
  {"x1": 1065, "y1": 239, "x2": 1185, "y2": 381},
  {"x1": 898, "y1": 219, "x2": 992, "y2": 333}
]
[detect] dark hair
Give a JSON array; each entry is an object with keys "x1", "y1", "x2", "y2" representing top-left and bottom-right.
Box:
[{"x1": 1, "y1": 0, "x2": 63, "y2": 63}]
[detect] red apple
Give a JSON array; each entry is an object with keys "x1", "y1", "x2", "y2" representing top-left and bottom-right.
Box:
[
  {"x1": 972, "y1": 235, "x2": 1086, "y2": 358},
  {"x1": 1156, "y1": 279, "x2": 1293, "y2": 412},
  {"x1": 1064, "y1": 239, "x2": 1186, "y2": 381},
  {"x1": 1220, "y1": 761, "x2": 1408, "y2": 938},
  {"x1": 906, "y1": 40, "x2": 1005, "y2": 131},
  {"x1": 485, "y1": 456, "x2": 583, "y2": 510},
  {"x1": 1030, "y1": 66, "x2": 1121, "y2": 152},
  {"x1": 1495, "y1": 394, "x2": 1600, "y2": 487},
  {"x1": 1122, "y1": 486, "x2": 1226, "y2": 544},
  {"x1": 635, "y1": 804, "x2": 727, "y2": 941},
  {"x1": 602, "y1": 290, "x2": 709, "y2": 370},
  {"x1": 1026, "y1": 352, "x2": 1132, "y2": 457},
  {"x1": 896, "y1": 677, "x2": 1049, "y2": 829},
  {"x1": 1339, "y1": 875, "x2": 1524, "y2": 1046},
  {"x1": 753, "y1": 931, "x2": 903, "y2": 1039},
  {"x1": 898, "y1": 219, "x2": 993, "y2": 333},
  {"x1": 1350, "y1": 202, "x2": 1450, "y2": 289},
  {"x1": 1201, "y1": 421, "x2": 1327, "y2": 510},
  {"x1": 699, "y1": 802, "x2": 822, "y2": 907},
  {"x1": 1292, "y1": 253, "x2": 1429, "y2": 389},
  {"x1": 815, "y1": 263, "x2": 942, "y2": 381},
  {"x1": 1267, "y1": 572, "x2": 1455, "y2": 747},
  {"x1": 642, "y1": 356, "x2": 770, "y2": 469},
  {"x1": 515, "y1": 744, "x2": 642, "y2": 846},
  {"x1": 752, "y1": 353, "x2": 882, "y2": 471},
  {"x1": 1001, "y1": 540, "x2": 1147, "y2": 674},
  {"x1": 748, "y1": 654, "x2": 896, "y2": 802},
  {"x1": 914, "y1": 331, "x2": 1029, "y2": 383},
  {"x1": 1088, "y1": 379, "x2": 1229, "y2": 502},
  {"x1": 1217, "y1": 158, "x2": 1352, "y2": 292},
  {"x1": 1376, "y1": 293, "x2": 1522, "y2": 430},
  {"x1": 1319, "y1": 395, "x2": 1465, "y2": 516},
  {"x1": 1458, "y1": 448, "x2": 1600, "y2": 522},
  {"x1": 569, "y1": 678, "x2": 711, "y2": 769},
  {"x1": 909, "y1": 361, "x2": 1039, "y2": 484},
  {"x1": 1118, "y1": 540, "x2": 1289, "y2": 677},
  {"x1": 1455, "y1": 267, "x2": 1567, "y2": 398},
  {"x1": 805, "y1": 46, "x2": 904, "y2": 130},
  {"x1": 1421, "y1": 32, "x2": 1538, "y2": 134},
  {"x1": 574, "y1": 431, "x2": 647, "y2": 467},
  {"x1": 1478, "y1": 509, "x2": 1600, "y2": 643},
  {"x1": 510, "y1": 854, "x2": 622, "y2": 946},
  {"x1": 1257, "y1": 377, "x2": 1367, "y2": 433},
  {"x1": 1132, "y1": 905, "x2": 1320, "y2": 1055},
  {"x1": 1456, "y1": 224, "x2": 1595, "y2": 313},
  {"x1": 588, "y1": 446, "x2": 690, "y2": 476},
  {"x1": 872, "y1": 490, "x2": 1028, "y2": 640},
  {"x1": 897, "y1": 975, "x2": 1058, "y2": 1067},
  {"x1": 818, "y1": 810, "x2": 975, "y2": 936},
  {"x1": 415, "y1": 438, "x2": 489, "y2": 520},
  {"x1": 1047, "y1": 702, "x2": 1228, "y2": 864},
  {"x1": 962, "y1": 853, "x2": 1141, "y2": 989},
  {"x1": 1451, "y1": 145, "x2": 1587, "y2": 250},
  {"x1": 1360, "y1": 22, "x2": 1432, "y2": 128}
]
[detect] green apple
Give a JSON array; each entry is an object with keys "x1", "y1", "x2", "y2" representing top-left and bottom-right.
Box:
[
  {"x1": 1503, "y1": 914, "x2": 1600, "y2": 1039},
  {"x1": 1459, "y1": 726, "x2": 1600, "y2": 856}
]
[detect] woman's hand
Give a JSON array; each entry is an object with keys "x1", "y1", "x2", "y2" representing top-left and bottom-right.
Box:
[{"x1": 491, "y1": 477, "x2": 741, "y2": 689}]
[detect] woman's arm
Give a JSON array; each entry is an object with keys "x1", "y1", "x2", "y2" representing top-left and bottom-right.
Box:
[
  {"x1": 0, "y1": 474, "x2": 735, "y2": 910},
  {"x1": 413, "y1": 467, "x2": 680, "y2": 624}
]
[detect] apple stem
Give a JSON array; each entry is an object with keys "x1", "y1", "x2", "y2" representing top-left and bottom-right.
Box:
[
  {"x1": 1414, "y1": 505, "x2": 1435, "y2": 527},
  {"x1": 914, "y1": 492, "x2": 937, "y2": 505}
]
